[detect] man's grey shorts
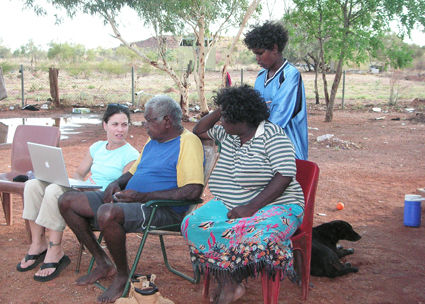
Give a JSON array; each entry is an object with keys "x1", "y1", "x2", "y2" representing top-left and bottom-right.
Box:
[{"x1": 85, "y1": 191, "x2": 184, "y2": 233}]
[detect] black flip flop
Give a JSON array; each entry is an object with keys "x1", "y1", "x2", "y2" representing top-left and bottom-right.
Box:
[
  {"x1": 33, "y1": 255, "x2": 71, "y2": 282},
  {"x1": 16, "y1": 249, "x2": 47, "y2": 272}
]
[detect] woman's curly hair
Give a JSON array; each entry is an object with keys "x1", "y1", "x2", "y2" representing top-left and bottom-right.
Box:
[
  {"x1": 213, "y1": 85, "x2": 269, "y2": 128},
  {"x1": 244, "y1": 21, "x2": 289, "y2": 52}
]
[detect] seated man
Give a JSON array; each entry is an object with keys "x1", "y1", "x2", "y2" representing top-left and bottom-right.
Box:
[{"x1": 58, "y1": 95, "x2": 204, "y2": 303}]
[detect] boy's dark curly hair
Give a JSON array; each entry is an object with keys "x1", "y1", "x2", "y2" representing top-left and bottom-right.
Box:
[
  {"x1": 213, "y1": 85, "x2": 269, "y2": 128},
  {"x1": 243, "y1": 21, "x2": 289, "y2": 52}
]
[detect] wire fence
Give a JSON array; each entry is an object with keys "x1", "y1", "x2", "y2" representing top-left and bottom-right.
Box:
[{"x1": 1, "y1": 64, "x2": 424, "y2": 110}]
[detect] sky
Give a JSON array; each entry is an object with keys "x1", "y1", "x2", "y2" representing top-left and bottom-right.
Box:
[
  {"x1": 0, "y1": 0, "x2": 154, "y2": 51},
  {"x1": 1, "y1": 0, "x2": 424, "y2": 52}
]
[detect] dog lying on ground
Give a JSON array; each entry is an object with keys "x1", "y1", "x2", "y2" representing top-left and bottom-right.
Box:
[{"x1": 310, "y1": 220, "x2": 362, "y2": 278}]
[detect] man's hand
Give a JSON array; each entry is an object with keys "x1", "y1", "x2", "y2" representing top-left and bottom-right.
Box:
[
  {"x1": 103, "y1": 182, "x2": 121, "y2": 204},
  {"x1": 113, "y1": 189, "x2": 144, "y2": 203},
  {"x1": 227, "y1": 204, "x2": 257, "y2": 219},
  {"x1": 102, "y1": 172, "x2": 133, "y2": 203}
]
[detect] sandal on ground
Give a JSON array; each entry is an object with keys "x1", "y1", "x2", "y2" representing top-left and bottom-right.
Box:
[
  {"x1": 33, "y1": 255, "x2": 71, "y2": 282},
  {"x1": 16, "y1": 249, "x2": 47, "y2": 272}
]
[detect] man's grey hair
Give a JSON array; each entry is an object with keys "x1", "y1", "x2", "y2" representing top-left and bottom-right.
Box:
[{"x1": 145, "y1": 95, "x2": 183, "y2": 128}]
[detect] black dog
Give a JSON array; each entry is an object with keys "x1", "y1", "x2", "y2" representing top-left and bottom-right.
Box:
[{"x1": 310, "y1": 220, "x2": 362, "y2": 278}]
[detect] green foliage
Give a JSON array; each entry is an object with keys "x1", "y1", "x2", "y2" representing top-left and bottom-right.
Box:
[
  {"x1": 289, "y1": 0, "x2": 425, "y2": 121},
  {"x1": 20, "y1": 0, "x2": 262, "y2": 113},
  {"x1": 370, "y1": 32, "x2": 414, "y2": 70},
  {"x1": 36, "y1": 61, "x2": 52, "y2": 72},
  {"x1": 237, "y1": 49, "x2": 255, "y2": 65},
  {"x1": 386, "y1": 44, "x2": 414, "y2": 69},
  {"x1": 86, "y1": 49, "x2": 97, "y2": 61},
  {"x1": 12, "y1": 48, "x2": 21, "y2": 57},
  {"x1": 134, "y1": 0, "x2": 251, "y2": 36},
  {"x1": 0, "y1": 61, "x2": 14, "y2": 73},
  {"x1": 97, "y1": 47, "x2": 113, "y2": 57},
  {"x1": 64, "y1": 66, "x2": 93, "y2": 78},
  {"x1": 136, "y1": 63, "x2": 152, "y2": 77},
  {"x1": 47, "y1": 41, "x2": 86, "y2": 63},
  {"x1": 98, "y1": 59, "x2": 129, "y2": 76},
  {"x1": 0, "y1": 40, "x2": 11, "y2": 58},
  {"x1": 115, "y1": 46, "x2": 140, "y2": 61}
]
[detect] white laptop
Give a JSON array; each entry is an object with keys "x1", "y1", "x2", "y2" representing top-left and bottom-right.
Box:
[{"x1": 27, "y1": 142, "x2": 102, "y2": 189}]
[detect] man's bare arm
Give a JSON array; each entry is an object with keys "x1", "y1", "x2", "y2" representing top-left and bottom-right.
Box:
[{"x1": 113, "y1": 183, "x2": 203, "y2": 204}]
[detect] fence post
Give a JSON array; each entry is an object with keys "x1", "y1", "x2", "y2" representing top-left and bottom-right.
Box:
[
  {"x1": 21, "y1": 64, "x2": 24, "y2": 107},
  {"x1": 241, "y1": 69, "x2": 244, "y2": 85},
  {"x1": 131, "y1": 66, "x2": 135, "y2": 107},
  {"x1": 342, "y1": 70, "x2": 346, "y2": 109},
  {"x1": 49, "y1": 67, "x2": 60, "y2": 108}
]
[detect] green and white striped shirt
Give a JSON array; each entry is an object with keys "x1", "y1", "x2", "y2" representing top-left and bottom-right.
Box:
[{"x1": 207, "y1": 120, "x2": 305, "y2": 210}]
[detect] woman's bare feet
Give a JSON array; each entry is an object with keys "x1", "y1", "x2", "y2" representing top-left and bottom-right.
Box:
[
  {"x1": 19, "y1": 243, "x2": 48, "y2": 270},
  {"x1": 34, "y1": 243, "x2": 64, "y2": 278},
  {"x1": 96, "y1": 273, "x2": 128, "y2": 303},
  {"x1": 210, "y1": 285, "x2": 222, "y2": 303},
  {"x1": 76, "y1": 264, "x2": 117, "y2": 285},
  {"x1": 211, "y1": 283, "x2": 245, "y2": 304}
]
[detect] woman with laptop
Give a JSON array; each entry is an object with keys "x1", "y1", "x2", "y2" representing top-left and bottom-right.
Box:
[{"x1": 16, "y1": 104, "x2": 139, "y2": 282}]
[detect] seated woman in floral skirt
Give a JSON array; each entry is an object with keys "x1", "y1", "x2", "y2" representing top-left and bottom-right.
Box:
[{"x1": 181, "y1": 85, "x2": 305, "y2": 304}]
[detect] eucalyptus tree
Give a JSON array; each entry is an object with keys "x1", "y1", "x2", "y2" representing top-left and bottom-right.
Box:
[
  {"x1": 220, "y1": 0, "x2": 262, "y2": 88},
  {"x1": 135, "y1": 0, "x2": 261, "y2": 116},
  {"x1": 22, "y1": 40, "x2": 45, "y2": 69},
  {"x1": 370, "y1": 33, "x2": 414, "y2": 105},
  {"x1": 290, "y1": 0, "x2": 425, "y2": 122},
  {"x1": 21, "y1": 0, "x2": 260, "y2": 118},
  {"x1": 370, "y1": 33, "x2": 414, "y2": 71},
  {"x1": 283, "y1": 12, "x2": 323, "y2": 104}
]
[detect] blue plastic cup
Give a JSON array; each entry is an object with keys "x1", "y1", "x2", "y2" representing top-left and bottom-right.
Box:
[{"x1": 404, "y1": 195, "x2": 423, "y2": 227}]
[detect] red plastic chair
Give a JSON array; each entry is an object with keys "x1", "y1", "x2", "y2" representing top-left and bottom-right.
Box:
[
  {"x1": 202, "y1": 159, "x2": 320, "y2": 304},
  {"x1": 0, "y1": 125, "x2": 61, "y2": 241}
]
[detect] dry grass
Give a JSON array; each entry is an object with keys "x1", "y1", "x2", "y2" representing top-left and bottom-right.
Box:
[{"x1": 1, "y1": 63, "x2": 424, "y2": 111}]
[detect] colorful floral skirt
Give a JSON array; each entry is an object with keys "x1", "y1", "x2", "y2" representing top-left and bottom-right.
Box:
[{"x1": 181, "y1": 198, "x2": 304, "y2": 283}]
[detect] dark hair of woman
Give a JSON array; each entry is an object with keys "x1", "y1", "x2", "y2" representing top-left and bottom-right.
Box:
[
  {"x1": 213, "y1": 85, "x2": 270, "y2": 128},
  {"x1": 103, "y1": 104, "x2": 131, "y2": 123},
  {"x1": 243, "y1": 21, "x2": 289, "y2": 53}
]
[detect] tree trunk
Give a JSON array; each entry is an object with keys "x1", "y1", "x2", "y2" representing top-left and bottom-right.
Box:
[
  {"x1": 106, "y1": 13, "x2": 190, "y2": 117},
  {"x1": 309, "y1": 52, "x2": 320, "y2": 104},
  {"x1": 196, "y1": 16, "x2": 209, "y2": 117},
  {"x1": 318, "y1": 33, "x2": 329, "y2": 110},
  {"x1": 180, "y1": 60, "x2": 193, "y2": 121},
  {"x1": 324, "y1": 3, "x2": 351, "y2": 122},
  {"x1": 314, "y1": 66, "x2": 319, "y2": 104},
  {"x1": 316, "y1": 10, "x2": 329, "y2": 109},
  {"x1": 325, "y1": 57, "x2": 344, "y2": 122},
  {"x1": 180, "y1": 88, "x2": 189, "y2": 120},
  {"x1": 221, "y1": 0, "x2": 261, "y2": 87},
  {"x1": 49, "y1": 67, "x2": 60, "y2": 108},
  {"x1": 325, "y1": 12, "x2": 350, "y2": 122}
]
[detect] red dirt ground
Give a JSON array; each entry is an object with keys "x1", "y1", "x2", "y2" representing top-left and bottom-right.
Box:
[{"x1": 0, "y1": 104, "x2": 424, "y2": 304}]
